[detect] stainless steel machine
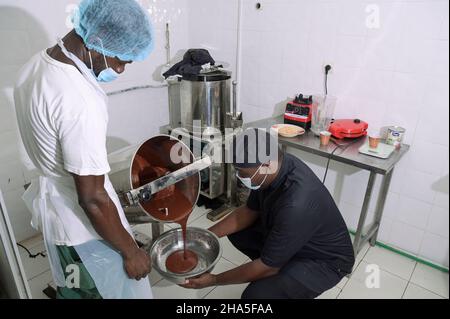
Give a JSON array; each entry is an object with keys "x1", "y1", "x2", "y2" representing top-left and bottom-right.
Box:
[
  {"x1": 164, "y1": 69, "x2": 243, "y2": 220},
  {"x1": 107, "y1": 68, "x2": 243, "y2": 243}
]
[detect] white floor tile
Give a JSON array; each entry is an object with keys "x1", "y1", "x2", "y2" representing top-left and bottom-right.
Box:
[
  {"x1": 220, "y1": 237, "x2": 250, "y2": 266},
  {"x1": 339, "y1": 261, "x2": 408, "y2": 299},
  {"x1": 351, "y1": 234, "x2": 371, "y2": 267},
  {"x1": 211, "y1": 258, "x2": 239, "y2": 275},
  {"x1": 189, "y1": 211, "x2": 221, "y2": 230},
  {"x1": 403, "y1": 283, "x2": 445, "y2": 299},
  {"x1": 19, "y1": 234, "x2": 44, "y2": 250},
  {"x1": 316, "y1": 286, "x2": 341, "y2": 299},
  {"x1": 336, "y1": 276, "x2": 349, "y2": 290},
  {"x1": 28, "y1": 270, "x2": 52, "y2": 299},
  {"x1": 356, "y1": 245, "x2": 371, "y2": 267},
  {"x1": 410, "y1": 263, "x2": 449, "y2": 298},
  {"x1": 364, "y1": 246, "x2": 416, "y2": 280},
  {"x1": 149, "y1": 269, "x2": 164, "y2": 286},
  {"x1": 18, "y1": 242, "x2": 50, "y2": 280},
  {"x1": 204, "y1": 284, "x2": 248, "y2": 299},
  {"x1": 188, "y1": 206, "x2": 211, "y2": 225}
]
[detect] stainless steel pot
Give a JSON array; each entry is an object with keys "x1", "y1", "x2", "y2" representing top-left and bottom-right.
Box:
[
  {"x1": 179, "y1": 71, "x2": 231, "y2": 134},
  {"x1": 108, "y1": 135, "x2": 200, "y2": 223}
]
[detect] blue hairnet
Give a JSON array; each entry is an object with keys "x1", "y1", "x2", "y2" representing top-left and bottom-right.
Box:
[{"x1": 72, "y1": 0, "x2": 154, "y2": 62}]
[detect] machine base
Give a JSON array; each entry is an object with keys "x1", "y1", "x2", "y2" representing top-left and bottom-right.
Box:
[{"x1": 207, "y1": 204, "x2": 236, "y2": 222}]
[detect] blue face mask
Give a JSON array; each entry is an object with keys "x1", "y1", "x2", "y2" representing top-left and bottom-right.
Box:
[
  {"x1": 97, "y1": 67, "x2": 119, "y2": 83},
  {"x1": 88, "y1": 50, "x2": 120, "y2": 83},
  {"x1": 236, "y1": 165, "x2": 268, "y2": 190}
]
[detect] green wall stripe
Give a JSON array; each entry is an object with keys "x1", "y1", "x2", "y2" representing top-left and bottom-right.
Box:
[{"x1": 348, "y1": 230, "x2": 449, "y2": 274}]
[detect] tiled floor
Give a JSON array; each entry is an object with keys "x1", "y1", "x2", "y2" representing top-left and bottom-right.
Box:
[{"x1": 19, "y1": 207, "x2": 449, "y2": 300}]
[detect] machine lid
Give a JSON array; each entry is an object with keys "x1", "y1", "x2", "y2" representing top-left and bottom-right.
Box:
[
  {"x1": 329, "y1": 119, "x2": 369, "y2": 135},
  {"x1": 182, "y1": 70, "x2": 231, "y2": 82}
]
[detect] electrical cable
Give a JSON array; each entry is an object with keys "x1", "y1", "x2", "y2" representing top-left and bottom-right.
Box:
[
  {"x1": 17, "y1": 243, "x2": 46, "y2": 259},
  {"x1": 322, "y1": 144, "x2": 340, "y2": 184},
  {"x1": 324, "y1": 65, "x2": 332, "y2": 96},
  {"x1": 322, "y1": 138, "x2": 363, "y2": 184}
]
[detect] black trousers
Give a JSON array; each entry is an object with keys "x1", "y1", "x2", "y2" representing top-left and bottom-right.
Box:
[{"x1": 228, "y1": 227, "x2": 321, "y2": 299}]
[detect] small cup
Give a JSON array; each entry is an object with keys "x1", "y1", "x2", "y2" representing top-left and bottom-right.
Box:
[
  {"x1": 368, "y1": 132, "x2": 381, "y2": 149},
  {"x1": 320, "y1": 131, "x2": 332, "y2": 146}
]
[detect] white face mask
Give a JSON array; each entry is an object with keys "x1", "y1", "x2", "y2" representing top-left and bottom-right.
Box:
[{"x1": 236, "y1": 164, "x2": 269, "y2": 190}]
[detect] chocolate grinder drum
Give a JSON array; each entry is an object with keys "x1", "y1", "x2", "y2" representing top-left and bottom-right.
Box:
[
  {"x1": 108, "y1": 135, "x2": 222, "y2": 283},
  {"x1": 108, "y1": 135, "x2": 209, "y2": 223}
]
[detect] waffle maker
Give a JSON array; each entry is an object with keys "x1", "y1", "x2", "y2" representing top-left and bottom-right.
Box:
[{"x1": 329, "y1": 119, "x2": 369, "y2": 139}]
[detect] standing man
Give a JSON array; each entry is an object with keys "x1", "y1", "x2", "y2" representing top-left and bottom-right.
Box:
[
  {"x1": 183, "y1": 129, "x2": 355, "y2": 299},
  {"x1": 14, "y1": 0, "x2": 154, "y2": 299}
]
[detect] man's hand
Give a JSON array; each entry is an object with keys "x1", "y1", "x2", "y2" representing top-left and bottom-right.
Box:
[
  {"x1": 123, "y1": 247, "x2": 152, "y2": 281},
  {"x1": 180, "y1": 273, "x2": 217, "y2": 289},
  {"x1": 73, "y1": 174, "x2": 151, "y2": 281}
]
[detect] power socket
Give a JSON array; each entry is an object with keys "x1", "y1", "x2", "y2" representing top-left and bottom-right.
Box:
[{"x1": 323, "y1": 63, "x2": 334, "y2": 74}]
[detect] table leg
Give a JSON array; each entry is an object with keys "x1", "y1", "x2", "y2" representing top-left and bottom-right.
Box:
[
  {"x1": 369, "y1": 168, "x2": 394, "y2": 246},
  {"x1": 151, "y1": 223, "x2": 164, "y2": 242},
  {"x1": 353, "y1": 171, "x2": 377, "y2": 256}
]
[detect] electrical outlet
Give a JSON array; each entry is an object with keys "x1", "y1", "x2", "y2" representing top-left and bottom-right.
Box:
[{"x1": 323, "y1": 63, "x2": 334, "y2": 74}]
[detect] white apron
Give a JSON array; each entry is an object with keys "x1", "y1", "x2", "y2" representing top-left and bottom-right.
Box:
[{"x1": 22, "y1": 176, "x2": 152, "y2": 299}]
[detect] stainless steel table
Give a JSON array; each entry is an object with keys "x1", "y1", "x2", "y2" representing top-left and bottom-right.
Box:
[{"x1": 245, "y1": 116, "x2": 410, "y2": 257}]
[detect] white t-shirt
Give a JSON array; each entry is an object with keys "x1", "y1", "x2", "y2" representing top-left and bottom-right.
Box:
[{"x1": 14, "y1": 50, "x2": 132, "y2": 246}]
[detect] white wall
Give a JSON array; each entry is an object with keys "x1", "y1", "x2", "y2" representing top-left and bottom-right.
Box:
[
  {"x1": 186, "y1": 0, "x2": 240, "y2": 80},
  {"x1": 188, "y1": 0, "x2": 449, "y2": 268},
  {"x1": 0, "y1": 0, "x2": 189, "y2": 241}
]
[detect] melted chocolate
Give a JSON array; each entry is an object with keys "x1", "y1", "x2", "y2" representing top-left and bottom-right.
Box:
[
  {"x1": 165, "y1": 250, "x2": 198, "y2": 274},
  {"x1": 131, "y1": 141, "x2": 200, "y2": 274},
  {"x1": 165, "y1": 210, "x2": 199, "y2": 274}
]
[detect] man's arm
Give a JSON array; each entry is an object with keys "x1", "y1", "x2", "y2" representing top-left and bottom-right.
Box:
[
  {"x1": 182, "y1": 259, "x2": 279, "y2": 289},
  {"x1": 217, "y1": 258, "x2": 279, "y2": 284},
  {"x1": 72, "y1": 174, "x2": 151, "y2": 280},
  {"x1": 208, "y1": 205, "x2": 259, "y2": 238}
]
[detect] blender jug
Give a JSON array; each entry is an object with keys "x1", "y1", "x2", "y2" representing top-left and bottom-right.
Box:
[{"x1": 311, "y1": 95, "x2": 337, "y2": 136}]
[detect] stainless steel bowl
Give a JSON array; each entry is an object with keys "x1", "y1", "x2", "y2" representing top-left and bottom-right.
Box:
[{"x1": 149, "y1": 227, "x2": 222, "y2": 285}]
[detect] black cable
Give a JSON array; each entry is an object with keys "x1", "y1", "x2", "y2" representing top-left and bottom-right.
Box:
[
  {"x1": 324, "y1": 65, "x2": 332, "y2": 96},
  {"x1": 17, "y1": 243, "x2": 46, "y2": 259},
  {"x1": 323, "y1": 145, "x2": 340, "y2": 184},
  {"x1": 322, "y1": 138, "x2": 362, "y2": 184}
]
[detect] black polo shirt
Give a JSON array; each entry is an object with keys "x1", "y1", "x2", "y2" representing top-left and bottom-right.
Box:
[{"x1": 247, "y1": 153, "x2": 355, "y2": 292}]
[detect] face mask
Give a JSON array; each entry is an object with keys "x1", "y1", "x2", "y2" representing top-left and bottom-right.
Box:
[
  {"x1": 237, "y1": 165, "x2": 269, "y2": 190},
  {"x1": 88, "y1": 50, "x2": 119, "y2": 83}
]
